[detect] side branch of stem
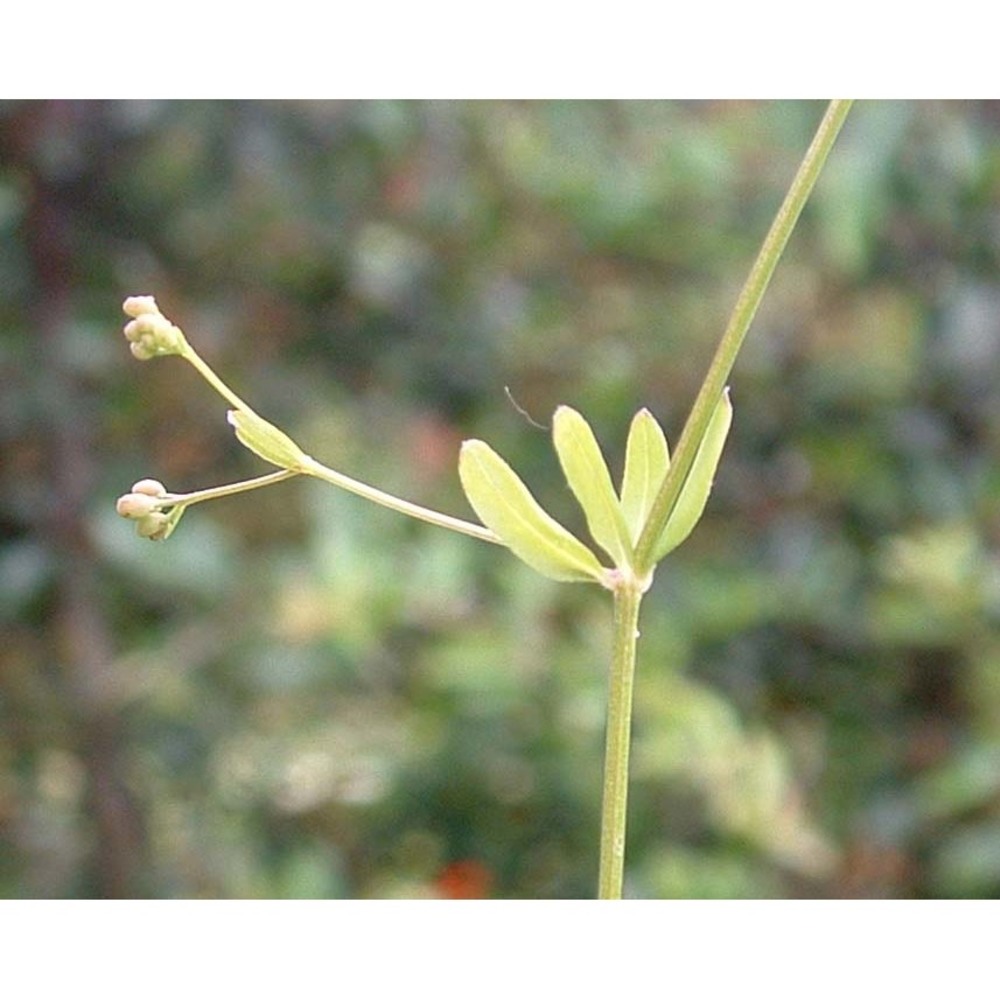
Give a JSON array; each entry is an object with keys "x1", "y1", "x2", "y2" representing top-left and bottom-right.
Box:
[{"x1": 301, "y1": 456, "x2": 502, "y2": 545}]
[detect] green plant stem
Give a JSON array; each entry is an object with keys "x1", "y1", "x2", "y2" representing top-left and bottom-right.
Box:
[
  {"x1": 634, "y1": 99, "x2": 853, "y2": 575},
  {"x1": 181, "y1": 345, "x2": 256, "y2": 414},
  {"x1": 597, "y1": 100, "x2": 853, "y2": 900},
  {"x1": 177, "y1": 342, "x2": 501, "y2": 545},
  {"x1": 166, "y1": 469, "x2": 300, "y2": 507},
  {"x1": 598, "y1": 575, "x2": 644, "y2": 899},
  {"x1": 301, "y1": 455, "x2": 502, "y2": 545}
]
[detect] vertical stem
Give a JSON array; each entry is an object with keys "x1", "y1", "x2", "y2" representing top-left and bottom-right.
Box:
[
  {"x1": 634, "y1": 99, "x2": 853, "y2": 574},
  {"x1": 596, "y1": 101, "x2": 853, "y2": 899},
  {"x1": 598, "y1": 578, "x2": 644, "y2": 899}
]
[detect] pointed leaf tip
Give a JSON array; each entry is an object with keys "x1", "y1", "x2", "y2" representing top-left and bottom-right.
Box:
[
  {"x1": 620, "y1": 407, "x2": 670, "y2": 546},
  {"x1": 652, "y1": 388, "x2": 733, "y2": 562}
]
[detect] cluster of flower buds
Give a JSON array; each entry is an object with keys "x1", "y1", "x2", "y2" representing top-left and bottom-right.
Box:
[
  {"x1": 122, "y1": 296, "x2": 187, "y2": 360},
  {"x1": 115, "y1": 478, "x2": 177, "y2": 541}
]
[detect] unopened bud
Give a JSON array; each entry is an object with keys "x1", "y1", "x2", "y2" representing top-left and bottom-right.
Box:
[
  {"x1": 131, "y1": 478, "x2": 167, "y2": 497},
  {"x1": 123, "y1": 295, "x2": 160, "y2": 319},
  {"x1": 122, "y1": 300, "x2": 186, "y2": 359},
  {"x1": 129, "y1": 340, "x2": 158, "y2": 361},
  {"x1": 116, "y1": 491, "x2": 161, "y2": 518},
  {"x1": 136, "y1": 511, "x2": 171, "y2": 540},
  {"x1": 122, "y1": 318, "x2": 144, "y2": 342}
]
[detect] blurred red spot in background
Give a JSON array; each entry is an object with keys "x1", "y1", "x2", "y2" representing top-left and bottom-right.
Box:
[{"x1": 434, "y1": 859, "x2": 493, "y2": 899}]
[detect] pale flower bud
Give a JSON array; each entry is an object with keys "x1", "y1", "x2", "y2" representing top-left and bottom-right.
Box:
[
  {"x1": 123, "y1": 295, "x2": 160, "y2": 318},
  {"x1": 122, "y1": 305, "x2": 186, "y2": 360},
  {"x1": 131, "y1": 478, "x2": 167, "y2": 497},
  {"x1": 136, "y1": 511, "x2": 171, "y2": 540},
  {"x1": 116, "y1": 491, "x2": 161, "y2": 518}
]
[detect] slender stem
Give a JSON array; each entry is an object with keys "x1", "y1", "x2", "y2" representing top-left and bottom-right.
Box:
[
  {"x1": 598, "y1": 576, "x2": 644, "y2": 899},
  {"x1": 176, "y1": 341, "x2": 501, "y2": 545},
  {"x1": 595, "y1": 100, "x2": 853, "y2": 899},
  {"x1": 166, "y1": 469, "x2": 300, "y2": 508},
  {"x1": 181, "y1": 345, "x2": 256, "y2": 414},
  {"x1": 300, "y1": 455, "x2": 502, "y2": 545},
  {"x1": 634, "y1": 99, "x2": 853, "y2": 574}
]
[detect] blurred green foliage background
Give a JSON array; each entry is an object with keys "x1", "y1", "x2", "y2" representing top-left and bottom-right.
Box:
[{"x1": 2, "y1": 100, "x2": 999, "y2": 899}]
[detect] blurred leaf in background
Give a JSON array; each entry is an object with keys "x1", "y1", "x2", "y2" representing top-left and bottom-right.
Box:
[{"x1": 2, "y1": 100, "x2": 999, "y2": 898}]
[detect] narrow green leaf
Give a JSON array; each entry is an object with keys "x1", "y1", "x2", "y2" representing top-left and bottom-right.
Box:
[
  {"x1": 227, "y1": 409, "x2": 308, "y2": 471},
  {"x1": 459, "y1": 439, "x2": 606, "y2": 584},
  {"x1": 652, "y1": 388, "x2": 733, "y2": 562},
  {"x1": 552, "y1": 406, "x2": 634, "y2": 569},
  {"x1": 619, "y1": 408, "x2": 670, "y2": 546}
]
